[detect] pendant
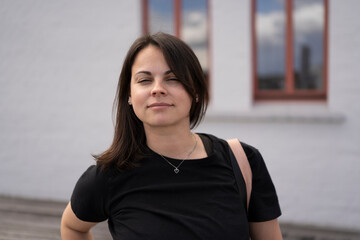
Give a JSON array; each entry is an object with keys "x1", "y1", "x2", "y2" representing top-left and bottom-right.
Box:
[{"x1": 174, "y1": 168, "x2": 179, "y2": 174}]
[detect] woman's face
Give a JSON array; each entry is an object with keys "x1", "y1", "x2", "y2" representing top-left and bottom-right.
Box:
[{"x1": 129, "y1": 45, "x2": 193, "y2": 130}]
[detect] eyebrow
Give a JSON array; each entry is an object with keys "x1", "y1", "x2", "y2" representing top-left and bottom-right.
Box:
[{"x1": 134, "y1": 70, "x2": 174, "y2": 76}]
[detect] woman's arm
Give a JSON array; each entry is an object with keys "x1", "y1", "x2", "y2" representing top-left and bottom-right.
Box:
[
  {"x1": 249, "y1": 219, "x2": 283, "y2": 240},
  {"x1": 61, "y1": 202, "x2": 98, "y2": 240}
]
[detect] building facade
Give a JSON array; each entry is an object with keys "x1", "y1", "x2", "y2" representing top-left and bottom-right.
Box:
[{"x1": 1, "y1": 0, "x2": 359, "y2": 232}]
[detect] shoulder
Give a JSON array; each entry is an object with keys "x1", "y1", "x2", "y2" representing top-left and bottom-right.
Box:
[
  {"x1": 238, "y1": 142, "x2": 265, "y2": 172},
  {"x1": 75, "y1": 165, "x2": 114, "y2": 187},
  {"x1": 200, "y1": 133, "x2": 281, "y2": 221},
  {"x1": 70, "y1": 165, "x2": 117, "y2": 222},
  {"x1": 71, "y1": 165, "x2": 110, "y2": 202},
  {"x1": 239, "y1": 141, "x2": 260, "y2": 159},
  {"x1": 198, "y1": 133, "x2": 229, "y2": 150},
  {"x1": 199, "y1": 133, "x2": 261, "y2": 159},
  {"x1": 199, "y1": 133, "x2": 267, "y2": 174}
]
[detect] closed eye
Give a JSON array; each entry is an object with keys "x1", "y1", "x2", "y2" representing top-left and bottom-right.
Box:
[{"x1": 138, "y1": 79, "x2": 152, "y2": 84}]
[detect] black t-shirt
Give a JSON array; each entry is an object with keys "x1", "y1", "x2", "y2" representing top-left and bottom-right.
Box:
[{"x1": 71, "y1": 133, "x2": 281, "y2": 240}]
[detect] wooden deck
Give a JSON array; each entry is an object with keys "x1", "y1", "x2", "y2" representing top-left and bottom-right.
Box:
[
  {"x1": 0, "y1": 195, "x2": 359, "y2": 240},
  {"x1": 0, "y1": 195, "x2": 110, "y2": 240}
]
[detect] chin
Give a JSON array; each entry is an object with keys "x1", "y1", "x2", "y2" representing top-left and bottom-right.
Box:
[{"x1": 146, "y1": 119, "x2": 180, "y2": 128}]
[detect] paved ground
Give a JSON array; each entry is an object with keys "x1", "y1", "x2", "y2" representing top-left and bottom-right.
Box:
[{"x1": 0, "y1": 195, "x2": 359, "y2": 240}]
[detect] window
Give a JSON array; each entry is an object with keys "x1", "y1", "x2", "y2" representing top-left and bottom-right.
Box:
[
  {"x1": 142, "y1": 0, "x2": 209, "y2": 78},
  {"x1": 253, "y1": 0, "x2": 328, "y2": 100}
]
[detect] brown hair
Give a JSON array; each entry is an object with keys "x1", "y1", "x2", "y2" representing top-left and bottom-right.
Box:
[{"x1": 94, "y1": 32, "x2": 209, "y2": 171}]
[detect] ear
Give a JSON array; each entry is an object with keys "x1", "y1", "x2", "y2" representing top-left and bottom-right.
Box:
[
  {"x1": 128, "y1": 96, "x2": 132, "y2": 105},
  {"x1": 195, "y1": 94, "x2": 199, "y2": 103}
]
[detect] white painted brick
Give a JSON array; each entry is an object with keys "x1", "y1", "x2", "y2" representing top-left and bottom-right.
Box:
[{"x1": 0, "y1": 0, "x2": 359, "y2": 231}]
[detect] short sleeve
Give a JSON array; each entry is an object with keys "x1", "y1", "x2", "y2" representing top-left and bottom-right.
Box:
[
  {"x1": 70, "y1": 165, "x2": 110, "y2": 222},
  {"x1": 241, "y1": 143, "x2": 282, "y2": 222}
]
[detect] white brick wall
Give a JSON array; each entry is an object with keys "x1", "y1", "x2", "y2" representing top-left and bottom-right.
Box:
[
  {"x1": 0, "y1": 0, "x2": 141, "y2": 198},
  {"x1": 199, "y1": 0, "x2": 360, "y2": 231},
  {"x1": 210, "y1": 0, "x2": 252, "y2": 112},
  {"x1": 0, "y1": 0, "x2": 359, "y2": 231}
]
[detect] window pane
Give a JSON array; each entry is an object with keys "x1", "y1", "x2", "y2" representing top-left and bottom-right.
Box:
[
  {"x1": 293, "y1": 0, "x2": 324, "y2": 90},
  {"x1": 256, "y1": 0, "x2": 286, "y2": 90},
  {"x1": 181, "y1": 0, "x2": 208, "y2": 76},
  {"x1": 149, "y1": 0, "x2": 174, "y2": 35}
]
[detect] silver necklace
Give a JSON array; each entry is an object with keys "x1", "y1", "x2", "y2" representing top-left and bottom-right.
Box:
[{"x1": 158, "y1": 134, "x2": 198, "y2": 174}]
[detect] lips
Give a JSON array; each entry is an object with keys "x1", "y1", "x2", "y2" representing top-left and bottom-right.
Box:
[{"x1": 148, "y1": 102, "x2": 173, "y2": 108}]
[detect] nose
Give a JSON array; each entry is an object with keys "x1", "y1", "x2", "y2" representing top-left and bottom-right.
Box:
[{"x1": 151, "y1": 80, "x2": 167, "y2": 96}]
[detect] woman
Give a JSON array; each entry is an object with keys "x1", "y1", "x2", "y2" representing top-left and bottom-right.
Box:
[{"x1": 61, "y1": 32, "x2": 282, "y2": 240}]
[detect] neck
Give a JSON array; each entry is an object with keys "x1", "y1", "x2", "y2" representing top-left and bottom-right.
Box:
[{"x1": 145, "y1": 125, "x2": 196, "y2": 159}]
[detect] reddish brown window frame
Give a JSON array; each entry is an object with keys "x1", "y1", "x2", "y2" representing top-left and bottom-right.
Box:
[
  {"x1": 141, "y1": 0, "x2": 211, "y2": 86},
  {"x1": 252, "y1": 0, "x2": 329, "y2": 101},
  {"x1": 142, "y1": 0, "x2": 184, "y2": 38}
]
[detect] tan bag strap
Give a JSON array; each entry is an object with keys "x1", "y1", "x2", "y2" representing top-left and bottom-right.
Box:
[{"x1": 227, "y1": 139, "x2": 252, "y2": 210}]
